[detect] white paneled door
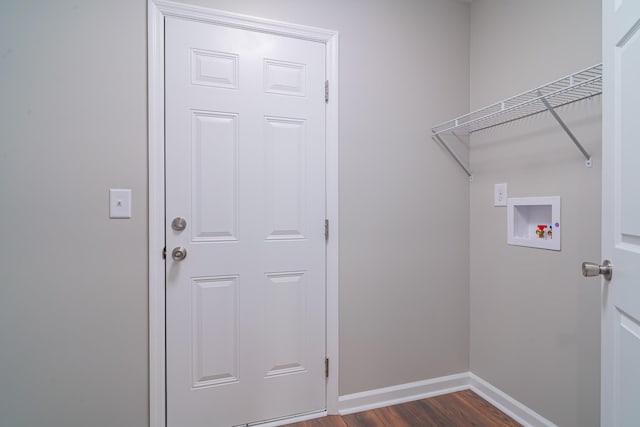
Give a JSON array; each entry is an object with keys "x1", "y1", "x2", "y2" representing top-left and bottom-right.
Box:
[
  {"x1": 602, "y1": 0, "x2": 640, "y2": 426},
  {"x1": 165, "y1": 17, "x2": 327, "y2": 427}
]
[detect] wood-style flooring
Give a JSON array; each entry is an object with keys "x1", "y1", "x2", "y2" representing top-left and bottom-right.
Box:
[{"x1": 282, "y1": 390, "x2": 522, "y2": 427}]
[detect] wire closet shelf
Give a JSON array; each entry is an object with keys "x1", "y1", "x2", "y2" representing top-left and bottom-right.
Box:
[{"x1": 431, "y1": 63, "x2": 602, "y2": 177}]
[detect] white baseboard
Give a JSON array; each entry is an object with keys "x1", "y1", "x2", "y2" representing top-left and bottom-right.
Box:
[
  {"x1": 469, "y1": 373, "x2": 556, "y2": 427},
  {"x1": 253, "y1": 410, "x2": 327, "y2": 427},
  {"x1": 338, "y1": 372, "x2": 469, "y2": 415},
  {"x1": 338, "y1": 372, "x2": 555, "y2": 427}
]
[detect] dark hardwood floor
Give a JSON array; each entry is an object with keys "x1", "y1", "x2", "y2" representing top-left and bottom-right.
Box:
[{"x1": 282, "y1": 390, "x2": 522, "y2": 427}]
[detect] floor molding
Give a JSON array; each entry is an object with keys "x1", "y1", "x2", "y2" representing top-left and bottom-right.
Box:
[
  {"x1": 338, "y1": 373, "x2": 469, "y2": 415},
  {"x1": 252, "y1": 411, "x2": 327, "y2": 427},
  {"x1": 338, "y1": 372, "x2": 555, "y2": 427},
  {"x1": 469, "y1": 373, "x2": 557, "y2": 427}
]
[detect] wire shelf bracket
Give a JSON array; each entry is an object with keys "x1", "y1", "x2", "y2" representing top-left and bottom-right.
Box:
[{"x1": 431, "y1": 63, "x2": 602, "y2": 177}]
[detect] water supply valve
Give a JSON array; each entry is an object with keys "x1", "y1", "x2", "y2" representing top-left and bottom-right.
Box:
[{"x1": 536, "y1": 224, "x2": 547, "y2": 238}]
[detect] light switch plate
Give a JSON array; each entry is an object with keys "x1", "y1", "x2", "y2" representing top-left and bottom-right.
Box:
[
  {"x1": 110, "y1": 189, "x2": 132, "y2": 218},
  {"x1": 494, "y1": 183, "x2": 508, "y2": 207}
]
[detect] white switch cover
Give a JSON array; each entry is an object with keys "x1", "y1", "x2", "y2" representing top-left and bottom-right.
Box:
[
  {"x1": 110, "y1": 189, "x2": 132, "y2": 218},
  {"x1": 494, "y1": 183, "x2": 508, "y2": 207}
]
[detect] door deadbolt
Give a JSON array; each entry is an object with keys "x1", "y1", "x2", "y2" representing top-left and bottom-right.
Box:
[
  {"x1": 172, "y1": 246, "x2": 187, "y2": 261},
  {"x1": 171, "y1": 217, "x2": 187, "y2": 231},
  {"x1": 582, "y1": 260, "x2": 613, "y2": 281}
]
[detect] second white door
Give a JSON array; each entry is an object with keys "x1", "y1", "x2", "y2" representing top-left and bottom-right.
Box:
[
  {"x1": 165, "y1": 16, "x2": 327, "y2": 427},
  {"x1": 602, "y1": 0, "x2": 640, "y2": 425}
]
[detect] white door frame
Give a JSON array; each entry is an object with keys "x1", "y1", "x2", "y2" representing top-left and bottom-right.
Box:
[{"x1": 147, "y1": 1, "x2": 340, "y2": 425}]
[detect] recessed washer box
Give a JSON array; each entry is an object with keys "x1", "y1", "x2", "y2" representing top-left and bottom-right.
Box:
[{"x1": 507, "y1": 196, "x2": 560, "y2": 251}]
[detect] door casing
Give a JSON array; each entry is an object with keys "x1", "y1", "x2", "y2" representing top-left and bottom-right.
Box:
[{"x1": 147, "y1": 1, "x2": 340, "y2": 425}]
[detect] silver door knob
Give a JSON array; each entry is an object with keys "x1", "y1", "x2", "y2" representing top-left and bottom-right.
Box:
[
  {"x1": 171, "y1": 217, "x2": 187, "y2": 231},
  {"x1": 582, "y1": 260, "x2": 612, "y2": 280},
  {"x1": 172, "y1": 246, "x2": 187, "y2": 261}
]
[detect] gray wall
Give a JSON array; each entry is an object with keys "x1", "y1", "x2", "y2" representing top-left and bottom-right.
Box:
[
  {"x1": 469, "y1": 1, "x2": 602, "y2": 426},
  {"x1": 0, "y1": 1, "x2": 470, "y2": 426},
  {"x1": 0, "y1": 1, "x2": 149, "y2": 427}
]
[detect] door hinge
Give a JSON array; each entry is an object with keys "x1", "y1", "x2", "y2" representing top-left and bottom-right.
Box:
[
  {"x1": 324, "y1": 219, "x2": 329, "y2": 241},
  {"x1": 162, "y1": 247, "x2": 166, "y2": 260},
  {"x1": 325, "y1": 357, "x2": 329, "y2": 378},
  {"x1": 325, "y1": 80, "x2": 329, "y2": 103}
]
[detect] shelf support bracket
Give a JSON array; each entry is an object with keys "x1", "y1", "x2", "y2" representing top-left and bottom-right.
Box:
[
  {"x1": 538, "y1": 91, "x2": 592, "y2": 167},
  {"x1": 432, "y1": 133, "x2": 472, "y2": 178}
]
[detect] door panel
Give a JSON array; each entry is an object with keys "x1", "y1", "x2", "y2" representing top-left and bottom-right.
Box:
[
  {"x1": 616, "y1": 310, "x2": 640, "y2": 424},
  {"x1": 265, "y1": 116, "x2": 307, "y2": 239},
  {"x1": 191, "y1": 110, "x2": 239, "y2": 242},
  {"x1": 191, "y1": 49, "x2": 239, "y2": 89},
  {"x1": 165, "y1": 16, "x2": 327, "y2": 427},
  {"x1": 618, "y1": 24, "x2": 640, "y2": 241},
  {"x1": 264, "y1": 59, "x2": 307, "y2": 96},
  {"x1": 191, "y1": 276, "x2": 239, "y2": 388},
  {"x1": 263, "y1": 271, "x2": 308, "y2": 377},
  {"x1": 602, "y1": 0, "x2": 640, "y2": 425}
]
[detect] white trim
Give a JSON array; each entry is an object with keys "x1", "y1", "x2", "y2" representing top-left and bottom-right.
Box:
[
  {"x1": 250, "y1": 410, "x2": 327, "y2": 427},
  {"x1": 324, "y1": 30, "x2": 340, "y2": 416},
  {"x1": 469, "y1": 373, "x2": 557, "y2": 427},
  {"x1": 338, "y1": 373, "x2": 469, "y2": 415},
  {"x1": 148, "y1": 2, "x2": 166, "y2": 426},
  {"x1": 152, "y1": 0, "x2": 337, "y2": 42},
  {"x1": 337, "y1": 372, "x2": 555, "y2": 427},
  {"x1": 148, "y1": 1, "x2": 340, "y2": 426}
]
